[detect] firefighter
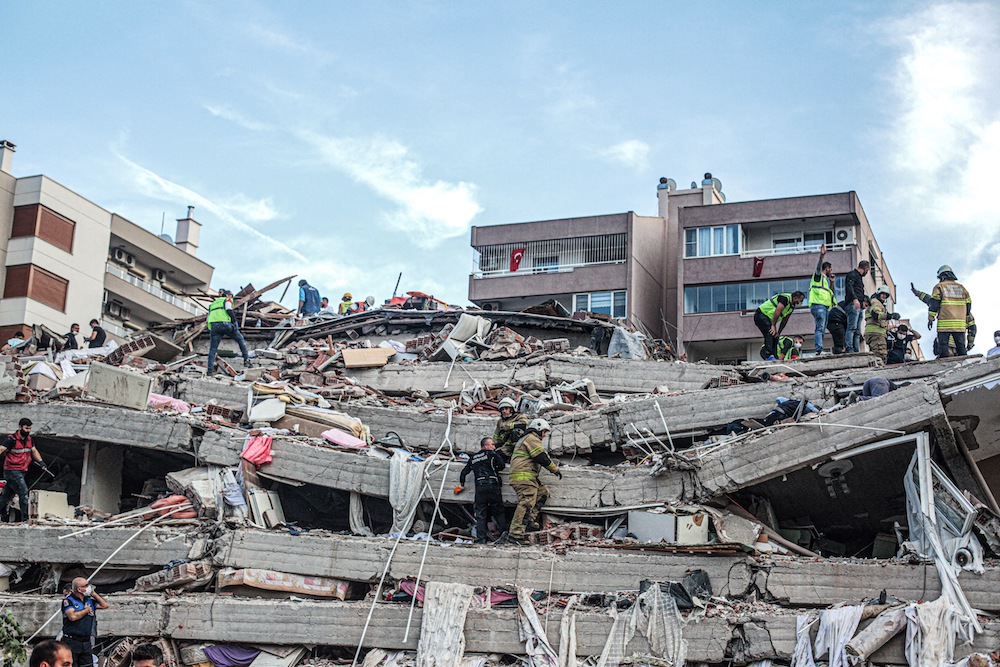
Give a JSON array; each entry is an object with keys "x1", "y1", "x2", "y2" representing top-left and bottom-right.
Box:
[
  {"x1": 863, "y1": 286, "x2": 894, "y2": 363},
  {"x1": 493, "y1": 397, "x2": 529, "y2": 461},
  {"x1": 924, "y1": 266, "x2": 974, "y2": 357},
  {"x1": 504, "y1": 418, "x2": 562, "y2": 545}
]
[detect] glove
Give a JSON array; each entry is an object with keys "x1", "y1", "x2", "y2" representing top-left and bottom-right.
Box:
[
  {"x1": 453, "y1": 485, "x2": 464, "y2": 495},
  {"x1": 889, "y1": 312, "x2": 901, "y2": 320},
  {"x1": 910, "y1": 282, "x2": 917, "y2": 294},
  {"x1": 554, "y1": 469, "x2": 563, "y2": 480},
  {"x1": 927, "y1": 320, "x2": 934, "y2": 331}
]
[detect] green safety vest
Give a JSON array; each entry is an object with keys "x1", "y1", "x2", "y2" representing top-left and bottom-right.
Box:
[
  {"x1": 809, "y1": 273, "x2": 834, "y2": 308},
  {"x1": 758, "y1": 294, "x2": 794, "y2": 322},
  {"x1": 207, "y1": 297, "x2": 232, "y2": 326}
]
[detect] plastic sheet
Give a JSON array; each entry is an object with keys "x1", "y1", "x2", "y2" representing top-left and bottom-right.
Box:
[
  {"x1": 388, "y1": 451, "x2": 429, "y2": 535},
  {"x1": 813, "y1": 605, "x2": 862, "y2": 667},
  {"x1": 415, "y1": 582, "x2": 475, "y2": 667},
  {"x1": 516, "y1": 587, "x2": 559, "y2": 667}
]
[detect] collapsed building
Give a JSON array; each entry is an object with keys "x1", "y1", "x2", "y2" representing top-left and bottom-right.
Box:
[{"x1": 2, "y1": 306, "x2": 1000, "y2": 667}]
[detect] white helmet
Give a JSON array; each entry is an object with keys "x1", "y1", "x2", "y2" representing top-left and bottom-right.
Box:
[
  {"x1": 528, "y1": 418, "x2": 551, "y2": 433},
  {"x1": 498, "y1": 397, "x2": 517, "y2": 411}
]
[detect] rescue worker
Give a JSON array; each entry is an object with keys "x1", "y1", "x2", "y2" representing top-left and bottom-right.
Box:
[
  {"x1": 760, "y1": 335, "x2": 803, "y2": 361},
  {"x1": 864, "y1": 286, "x2": 894, "y2": 363},
  {"x1": 61, "y1": 577, "x2": 108, "y2": 667},
  {"x1": 505, "y1": 418, "x2": 562, "y2": 545},
  {"x1": 809, "y1": 244, "x2": 835, "y2": 355},
  {"x1": 493, "y1": 397, "x2": 529, "y2": 461},
  {"x1": 0, "y1": 417, "x2": 48, "y2": 522},
  {"x1": 338, "y1": 293, "x2": 354, "y2": 315},
  {"x1": 455, "y1": 437, "x2": 507, "y2": 543},
  {"x1": 754, "y1": 291, "x2": 806, "y2": 360},
  {"x1": 206, "y1": 289, "x2": 252, "y2": 374},
  {"x1": 924, "y1": 266, "x2": 974, "y2": 357},
  {"x1": 297, "y1": 280, "x2": 322, "y2": 317}
]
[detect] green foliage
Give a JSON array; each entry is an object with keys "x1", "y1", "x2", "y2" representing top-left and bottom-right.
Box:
[{"x1": 0, "y1": 611, "x2": 27, "y2": 667}]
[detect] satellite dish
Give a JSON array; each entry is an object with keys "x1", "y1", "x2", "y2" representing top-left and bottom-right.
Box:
[
  {"x1": 711, "y1": 177, "x2": 723, "y2": 192},
  {"x1": 159, "y1": 234, "x2": 174, "y2": 243},
  {"x1": 665, "y1": 178, "x2": 676, "y2": 191},
  {"x1": 691, "y1": 181, "x2": 698, "y2": 189}
]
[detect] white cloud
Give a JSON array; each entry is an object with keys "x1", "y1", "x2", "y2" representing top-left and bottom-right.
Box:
[
  {"x1": 884, "y1": 2, "x2": 1000, "y2": 350},
  {"x1": 204, "y1": 104, "x2": 270, "y2": 132},
  {"x1": 116, "y1": 153, "x2": 308, "y2": 262},
  {"x1": 602, "y1": 140, "x2": 651, "y2": 172},
  {"x1": 300, "y1": 131, "x2": 484, "y2": 248},
  {"x1": 243, "y1": 23, "x2": 334, "y2": 63}
]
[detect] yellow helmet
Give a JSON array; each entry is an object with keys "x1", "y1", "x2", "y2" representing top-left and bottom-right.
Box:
[{"x1": 342, "y1": 293, "x2": 352, "y2": 301}]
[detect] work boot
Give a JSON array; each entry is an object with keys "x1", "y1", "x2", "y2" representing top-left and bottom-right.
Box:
[
  {"x1": 526, "y1": 520, "x2": 541, "y2": 532},
  {"x1": 500, "y1": 534, "x2": 526, "y2": 546},
  {"x1": 244, "y1": 359, "x2": 254, "y2": 368}
]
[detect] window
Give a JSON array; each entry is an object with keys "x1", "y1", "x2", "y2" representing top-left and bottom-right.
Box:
[
  {"x1": 684, "y1": 277, "x2": 845, "y2": 314},
  {"x1": 574, "y1": 290, "x2": 627, "y2": 318},
  {"x1": 773, "y1": 231, "x2": 834, "y2": 253},
  {"x1": 684, "y1": 225, "x2": 740, "y2": 258},
  {"x1": 10, "y1": 204, "x2": 75, "y2": 253}
]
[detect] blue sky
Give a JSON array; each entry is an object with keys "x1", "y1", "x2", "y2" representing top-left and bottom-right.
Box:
[{"x1": 3, "y1": 2, "x2": 999, "y2": 348}]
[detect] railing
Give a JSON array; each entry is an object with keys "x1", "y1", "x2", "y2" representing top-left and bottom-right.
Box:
[
  {"x1": 471, "y1": 233, "x2": 627, "y2": 279},
  {"x1": 105, "y1": 263, "x2": 202, "y2": 315},
  {"x1": 101, "y1": 320, "x2": 129, "y2": 338},
  {"x1": 740, "y1": 242, "x2": 853, "y2": 259}
]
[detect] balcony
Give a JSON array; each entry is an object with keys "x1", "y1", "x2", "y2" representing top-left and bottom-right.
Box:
[
  {"x1": 739, "y1": 241, "x2": 853, "y2": 259},
  {"x1": 105, "y1": 263, "x2": 202, "y2": 316},
  {"x1": 471, "y1": 234, "x2": 627, "y2": 279}
]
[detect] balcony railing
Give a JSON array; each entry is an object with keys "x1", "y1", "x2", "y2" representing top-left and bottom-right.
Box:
[
  {"x1": 101, "y1": 320, "x2": 129, "y2": 338},
  {"x1": 740, "y1": 242, "x2": 853, "y2": 259},
  {"x1": 472, "y1": 233, "x2": 627, "y2": 279},
  {"x1": 105, "y1": 263, "x2": 203, "y2": 315}
]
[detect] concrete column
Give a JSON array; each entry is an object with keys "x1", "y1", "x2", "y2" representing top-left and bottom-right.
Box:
[{"x1": 80, "y1": 443, "x2": 123, "y2": 514}]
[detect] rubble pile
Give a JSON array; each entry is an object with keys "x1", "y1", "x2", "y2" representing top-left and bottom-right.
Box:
[{"x1": 2, "y1": 305, "x2": 1000, "y2": 666}]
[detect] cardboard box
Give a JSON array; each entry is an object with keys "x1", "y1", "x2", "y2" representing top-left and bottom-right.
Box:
[
  {"x1": 27, "y1": 374, "x2": 56, "y2": 391},
  {"x1": 342, "y1": 347, "x2": 395, "y2": 368}
]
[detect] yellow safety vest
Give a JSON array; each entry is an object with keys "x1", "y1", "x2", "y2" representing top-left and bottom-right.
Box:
[
  {"x1": 809, "y1": 273, "x2": 834, "y2": 308},
  {"x1": 758, "y1": 294, "x2": 794, "y2": 322}
]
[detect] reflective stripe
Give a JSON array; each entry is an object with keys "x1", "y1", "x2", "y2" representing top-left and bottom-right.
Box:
[
  {"x1": 808, "y1": 275, "x2": 834, "y2": 307},
  {"x1": 509, "y1": 471, "x2": 537, "y2": 481},
  {"x1": 10, "y1": 448, "x2": 31, "y2": 453},
  {"x1": 759, "y1": 294, "x2": 793, "y2": 321}
]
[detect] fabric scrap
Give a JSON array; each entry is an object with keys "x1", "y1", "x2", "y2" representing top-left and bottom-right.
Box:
[
  {"x1": 240, "y1": 436, "x2": 273, "y2": 467},
  {"x1": 813, "y1": 605, "x2": 863, "y2": 667},
  {"x1": 388, "y1": 451, "x2": 429, "y2": 535},
  {"x1": 203, "y1": 645, "x2": 261, "y2": 667},
  {"x1": 416, "y1": 582, "x2": 475, "y2": 667},
  {"x1": 905, "y1": 597, "x2": 959, "y2": 667},
  {"x1": 517, "y1": 586, "x2": 559, "y2": 667}
]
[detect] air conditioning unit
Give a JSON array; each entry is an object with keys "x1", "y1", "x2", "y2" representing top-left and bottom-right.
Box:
[
  {"x1": 105, "y1": 301, "x2": 123, "y2": 317},
  {"x1": 124, "y1": 253, "x2": 135, "y2": 268},
  {"x1": 153, "y1": 269, "x2": 167, "y2": 283},
  {"x1": 112, "y1": 248, "x2": 127, "y2": 264},
  {"x1": 833, "y1": 226, "x2": 855, "y2": 245},
  {"x1": 120, "y1": 306, "x2": 131, "y2": 321}
]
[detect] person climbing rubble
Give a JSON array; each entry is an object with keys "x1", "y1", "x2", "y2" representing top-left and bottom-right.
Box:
[
  {"x1": 338, "y1": 292, "x2": 354, "y2": 315},
  {"x1": 504, "y1": 417, "x2": 562, "y2": 545},
  {"x1": 0, "y1": 417, "x2": 48, "y2": 522},
  {"x1": 206, "y1": 289, "x2": 252, "y2": 375},
  {"x1": 754, "y1": 291, "x2": 806, "y2": 360},
  {"x1": 297, "y1": 280, "x2": 322, "y2": 317},
  {"x1": 886, "y1": 324, "x2": 920, "y2": 365},
  {"x1": 493, "y1": 396, "x2": 529, "y2": 461},
  {"x1": 455, "y1": 436, "x2": 508, "y2": 543},
  {"x1": 989, "y1": 331, "x2": 1000, "y2": 358},
  {"x1": 61, "y1": 577, "x2": 108, "y2": 667},
  {"x1": 863, "y1": 286, "x2": 897, "y2": 363}
]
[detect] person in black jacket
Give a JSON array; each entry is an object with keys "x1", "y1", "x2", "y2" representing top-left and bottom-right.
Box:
[
  {"x1": 456, "y1": 437, "x2": 508, "y2": 543},
  {"x1": 844, "y1": 261, "x2": 870, "y2": 353}
]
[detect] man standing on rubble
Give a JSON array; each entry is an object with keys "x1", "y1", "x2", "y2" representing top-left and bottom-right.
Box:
[
  {"x1": 297, "y1": 279, "x2": 322, "y2": 317},
  {"x1": 64, "y1": 323, "x2": 80, "y2": 351},
  {"x1": 923, "y1": 265, "x2": 974, "y2": 357},
  {"x1": 505, "y1": 418, "x2": 562, "y2": 545},
  {"x1": 844, "y1": 260, "x2": 870, "y2": 353},
  {"x1": 864, "y1": 286, "x2": 896, "y2": 363},
  {"x1": 61, "y1": 577, "x2": 108, "y2": 667},
  {"x1": 206, "y1": 289, "x2": 253, "y2": 375},
  {"x1": 493, "y1": 397, "x2": 529, "y2": 461},
  {"x1": 808, "y1": 244, "x2": 835, "y2": 355},
  {"x1": 456, "y1": 436, "x2": 508, "y2": 543},
  {"x1": 0, "y1": 418, "x2": 48, "y2": 522},
  {"x1": 86, "y1": 319, "x2": 106, "y2": 348},
  {"x1": 754, "y1": 291, "x2": 806, "y2": 360}
]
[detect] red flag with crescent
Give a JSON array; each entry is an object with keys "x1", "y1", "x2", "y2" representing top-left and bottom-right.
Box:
[{"x1": 510, "y1": 248, "x2": 526, "y2": 272}]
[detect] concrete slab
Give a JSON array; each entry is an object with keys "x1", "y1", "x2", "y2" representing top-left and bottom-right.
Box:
[
  {"x1": 349, "y1": 362, "x2": 548, "y2": 396},
  {"x1": 0, "y1": 525, "x2": 194, "y2": 567},
  {"x1": 539, "y1": 355, "x2": 731, "y2": 393},
  {"x1": 86, "y1": 363, "x2": 153, "y2": 410},
  {"x1": 736, "y1": 353, "x2": 882, "y2": 377},
  {"x1": 213, "y1": 530, "x2": 753, "y2": 597}
]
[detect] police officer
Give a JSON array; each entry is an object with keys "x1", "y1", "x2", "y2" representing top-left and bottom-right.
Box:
[
  {"x1": 505, "y1": 418, "x2": 562, "y2": 545},
  {"x1": 206, "y1": 289, "x2": 252, "y2": 374},
  {"x1": 0, "y1": 418, "x2": 47, "y2": 522},
  {"x1": 61, "y1": 577, "x2": 108, "y2": 667},
  {"x1": 455, "y1": 437, "x2": 507, "y2": 543},
  {"x1": 493, "y1": 397, "x2": 529, "y2": 461}
]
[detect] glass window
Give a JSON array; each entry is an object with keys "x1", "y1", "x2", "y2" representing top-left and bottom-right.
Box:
[
  {"x1": 685, "y1": 229, "x2": 697, "y2": 258},
  {"x1": 773, "y1": 238, "x2": 800, "y2": 254},
  {"x1": 712, "y1": 227, "x2": 724, "y2": 255},
  {"x1": 533, "y1": 255, "x2": 558, "y2": 273},
  {"x1": 727, "y1": 225, "x2": 740, "y2": 254},
  {"x1": 684, "y1": 279, "x2": 817, "y2": 314},
  {"x1": 698, "y1": 228, "x2": 711, "y2": 256},
  {"x1": 613, "y1": 292, "x2": 626, "y2": 318},
  {"x1": 574, "y1": 294, "x2": 588, "y2": 312},
  {"x1": 685, "y1": 225, "x2": 741, "y2": 258},
  {"x1": 590, "y1": 291, "x2": 612, "y2": 315}
]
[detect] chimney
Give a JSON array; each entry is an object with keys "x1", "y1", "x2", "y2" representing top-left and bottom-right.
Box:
[
  {"x1": 656, "y1": 177, "x2": 673, "y2": 218},
  {"x1": 0, "y1": 140, "x2": 15, "y2": 174},
  {"x1": 175, "y1": 205, "x2": 201, "y2": 256}
]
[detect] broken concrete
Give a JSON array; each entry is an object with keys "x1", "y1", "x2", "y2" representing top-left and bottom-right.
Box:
[
  {"x1": 349, "y1": 361, "x2": 548, "y2": 396},
  {"x1": 0, "y1": 525, "x2": 194, "y2": 567},
  {"x1": 86, "y1": 362, "x2": 153, "y2": 410}
]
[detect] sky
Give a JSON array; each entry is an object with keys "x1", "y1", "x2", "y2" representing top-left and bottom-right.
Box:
[{"x1": 2, "y1": 1, "x2": 999, "y2": 351}]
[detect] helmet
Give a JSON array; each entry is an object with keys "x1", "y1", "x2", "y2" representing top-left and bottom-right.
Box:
[
  {"x1": 342, "y1": 293, "x2": 352, "y2": 300},
  {"x1": 498, "y1": 397, "x2": 517, "y2": 411},
  {"x1": 528, "y1": 418, "x2": 551, "y2": 433},
  {"x1": 875, "y1": 285, "x2": 891, "y2": 297},
  {"x1": 937, "y1": 265, "x2": 953, "y2": 277}
]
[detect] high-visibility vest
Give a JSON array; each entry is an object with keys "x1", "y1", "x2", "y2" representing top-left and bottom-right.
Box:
[
  {"x1": 809, "y1": 273, "x2": 834, "y2": 308},
  {"x1": 758, "y1": 294, "x2": 794, "y2": 322},
  {"x1": 207, "y1": 297, "x2": 231, "y2": 326}
]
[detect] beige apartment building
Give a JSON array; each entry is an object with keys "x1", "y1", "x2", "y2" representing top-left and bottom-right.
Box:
[
  {"x1": 468, "y1": 175, "x2": 897, "y2": 363},
  {"x1": 0, "y1": 140, "x2": 212, "y2": 342}
]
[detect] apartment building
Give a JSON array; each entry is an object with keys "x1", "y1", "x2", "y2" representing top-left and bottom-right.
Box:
[
  {"x1": 468, "y1": 175, "x2": 897, "y2": 362},
  {"x1": 0, "y1": 140, "x2": 212, "y2": 341}
]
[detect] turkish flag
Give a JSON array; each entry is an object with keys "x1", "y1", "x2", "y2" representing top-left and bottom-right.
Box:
[
  {"x1": 510, "y1": 248, "x2": 526, "y2": 272},
  {"x1": 753, "y1": 257, "x2": 764, "y2": 277}
]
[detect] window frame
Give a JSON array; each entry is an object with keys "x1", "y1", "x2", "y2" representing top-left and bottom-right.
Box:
[{"x1": 684, "y1": 224, "x2": 741, "y2": 258}]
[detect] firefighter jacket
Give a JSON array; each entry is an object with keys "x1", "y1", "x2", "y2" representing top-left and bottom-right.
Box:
[
  {"x1": 929, "y1": 280, "x2": 973, "y2": 333},
  {"x1": 494, "y1": 413, "x2": 529, "y2": 460},
  {"x1": 509, "y1": 432, "x2": 558, "y2": 483},
  {"x1": 865, "y1": 299, "x2": 888, "y2": 335}
]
